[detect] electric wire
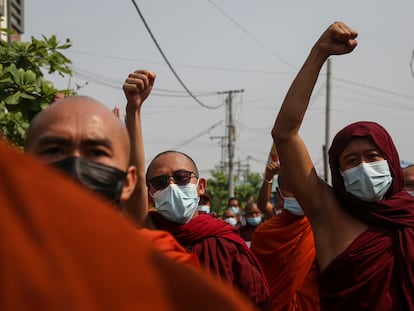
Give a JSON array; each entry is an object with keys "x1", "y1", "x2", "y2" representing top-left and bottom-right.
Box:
[
  {"x1": 207, "y1": 0, "x2": 297, "y2": 70},
  {"x1": 130, "y1": 0, "x2": 223, "y2": 109}
]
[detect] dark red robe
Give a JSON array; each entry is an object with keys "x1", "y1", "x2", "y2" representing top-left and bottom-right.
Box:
[
  {"x1": 150, "y1": 211, "x2": 271, "y2": 310},
  {"x1": 323, "y1": 121, "x2": 414, "y2": 310}
]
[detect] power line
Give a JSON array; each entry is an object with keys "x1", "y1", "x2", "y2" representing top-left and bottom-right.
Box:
[
  {"x1": 130, "y1": 0, "x2": 222, "y2": 110},
  {"x1": 207, "y1": 0, "x2": 297, "y2": 70}
]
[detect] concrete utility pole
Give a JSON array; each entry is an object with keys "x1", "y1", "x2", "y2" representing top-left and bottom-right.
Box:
[
  {"x1": 218, "y1": 89, "x2": 244, "y2": 198},
  {"x1": 324, "y1": 58, "x2": 332, "y2": 184}
]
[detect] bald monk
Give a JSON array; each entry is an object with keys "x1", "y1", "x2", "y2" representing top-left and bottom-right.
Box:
[
  {"x1": 124, "y1": 70, "x2": 271, "y2": 310},
  {"x1": 251, "y1": 173, "x2": 319, "y2": 311},
  {"x1": 24, "y1": 94, "x2": 199, "y2": 269},
  {"x1": 0, "y1": 137, "x2": 255, "y2": 311}
]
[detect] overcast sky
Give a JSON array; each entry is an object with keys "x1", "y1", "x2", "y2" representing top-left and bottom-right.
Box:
[{"x1": 24, "y1": 0, "x2": 414, "y2": 178}]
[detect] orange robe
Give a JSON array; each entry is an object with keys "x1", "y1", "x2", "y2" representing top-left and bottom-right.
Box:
[
  {"x1": 251, "y1": 210, "x2": 319, "y2": 311},
  {"x1": 0, "y1": 138, "x2": 255, "y2": 311},
  {"x1": 139, "y1": 228, "x2": 200, "y2": 269}
]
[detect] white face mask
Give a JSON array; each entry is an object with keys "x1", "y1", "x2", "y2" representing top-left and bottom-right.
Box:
[
  {"x1": 341, "y1": 160, "x2": 392, "y2": 202},
  {"x1": 152, "y1": 183, "x2": 199, "y2": 224},
  {"x1": 283, "y1": 197, "x2": 304, "y2": 216},
  {"x1": 198, "y1": 205, "x2": 210, "y2": 214},
  {"x1": 224, "y1": 217, "x2": 237, "y2": 227},
  {"x1": 229, "y1": 206, "x2": 240, "y2": 215},
  {"x1": 407, "y1": 191, "x2": 414, "y2": 197}
]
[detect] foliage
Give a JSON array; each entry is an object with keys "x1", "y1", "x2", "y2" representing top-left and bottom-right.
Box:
[
  {"x1": 0, "y1": 29, "x2": 74, "y2": 146},
  {"x1": 206, "y1": 170, "x2": 263, "y2": 216}
]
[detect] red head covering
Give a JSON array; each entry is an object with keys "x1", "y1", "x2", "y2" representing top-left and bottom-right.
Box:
[
  {"x1": 326, "y1": 121, "x2": 414, "y2": 309},
  {"x1": 328, "y1": 121, "x2": 414, "y2": 227}
]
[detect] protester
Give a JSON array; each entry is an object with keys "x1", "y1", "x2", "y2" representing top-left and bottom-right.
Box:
[
  {"x1": 145, "y1": 150, "x2": 271, "y2": 310},
  {"x1": 227, "y1": 197, "x2": 245, "y2": 227},
  {"x1": 198, "y1": 193, "x2": 211, "y2": 214},
  {"x1": 401, "y1": 160, "x2": 414, "y2": 194},
  {"x1": 0, "y1": 137, "x2": 256, "y2": 311},
  {"x1": 124, "y1": 70, "x2": 271, "y2": 310},
  {"x1": 239, "y1": 201, "x2": 264, "y2": 248},
  {"x1": 257, "y1": 161, "x2": 280, "y2": 219},
  {"x1": 272, "y1": 21, "x2": 414, "y2": 310},
  {"x1": 223, "y1": 208, "x2": 238, "y2": 227},
  {"x1": 251, "y1": 172, "x2": 319, "y2": 310},
  {"x1": 24, "y1": 91, "x2": 199, "y2": 269}
]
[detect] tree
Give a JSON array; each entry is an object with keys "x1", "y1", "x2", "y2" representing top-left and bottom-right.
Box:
[
  {"x1": 206, "y1": 170, "x2": 263, "y2": 216},
  {"x1": 0, "y1": 26, "x2": 74, "y2": 147}
]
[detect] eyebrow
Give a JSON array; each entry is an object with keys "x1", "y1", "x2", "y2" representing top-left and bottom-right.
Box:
[
  {"x1": 81, "y1": 138, "x2": 113, "y2": 149},
  {"x1": 36, "y1": 136, "x2": 113, "y2": 149},
  {"x1": 36, "y1": 136, "x2": 71, "y2": 147}
]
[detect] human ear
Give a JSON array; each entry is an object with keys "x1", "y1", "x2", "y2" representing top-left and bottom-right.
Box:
[
  {"x1": 120, "y1": 165, "x2": 137, "y2": 202},
  {"x1": 197, "y1": 177, "x2": 207, "y2": 195}
]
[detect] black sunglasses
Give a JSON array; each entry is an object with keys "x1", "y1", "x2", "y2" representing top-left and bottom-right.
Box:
[{"x1": 148, "y1": 169, "x2": 198, "y2": 190}]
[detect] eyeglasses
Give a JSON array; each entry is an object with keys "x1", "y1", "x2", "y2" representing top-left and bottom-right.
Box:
[{"x1": 148, "y1": 169, "x2": 198, "y2": 190}]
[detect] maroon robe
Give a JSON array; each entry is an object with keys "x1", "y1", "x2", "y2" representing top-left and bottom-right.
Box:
[
  {"x1": 150, "y1": 211, "x2": 271, "y2": 310},
  {"x1": 322, "y1": 121, "x2": 414, "y2": 310}
]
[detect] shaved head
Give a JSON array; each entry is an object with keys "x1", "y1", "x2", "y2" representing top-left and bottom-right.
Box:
[{"x1": 25, "y1": 95, "x2": 130, "y2": 170}]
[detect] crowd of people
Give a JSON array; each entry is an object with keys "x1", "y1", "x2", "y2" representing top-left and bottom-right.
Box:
[{"x1": 2, "y1": 21, "x2": 414, "y2": 310}]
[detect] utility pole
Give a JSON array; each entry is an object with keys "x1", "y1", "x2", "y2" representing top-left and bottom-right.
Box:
[
  {"x1": 218, "y1": 89, "x2": 244, "y2": 198},
  {"x1": 324, "y1": 58, "x2": 332, "y2": 184},
  {"x1": 210, "y1": 136, "x2": 226, "y2": 171}
]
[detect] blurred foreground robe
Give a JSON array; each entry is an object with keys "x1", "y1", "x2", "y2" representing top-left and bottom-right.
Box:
[
  {"x1": 0, "y1": 138, "x2": 255, "y2": 311},
  {"x1": 251, "y1": 210, "x2": 320, "y2": 311}
]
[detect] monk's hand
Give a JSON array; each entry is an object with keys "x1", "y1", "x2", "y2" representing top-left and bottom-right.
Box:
[
  {"x1": 315, "y1": 21, "x2": 358, "y2": 57},
  {"x1": 124, "y1": 69, "x2": 156, "y2": 113},
  {"x1": 265, "y1": 161, "x2": 280, "y2": 181}
]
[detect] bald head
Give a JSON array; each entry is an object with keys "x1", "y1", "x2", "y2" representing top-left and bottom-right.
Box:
[{"x1": 25, "y1": 96, "x2": 130, "y2": 170}]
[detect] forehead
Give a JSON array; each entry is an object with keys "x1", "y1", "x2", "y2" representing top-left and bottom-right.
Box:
[
  {"x1": 223, "y1": 210, "x2": 235, "y2": 217},
  {"x1": 340, "y1": 137, "x2": 379, "y2": 158},
  {"x1": 229, "y1": 199, "x2": 239, "y2": 206},
  {"x1": 246, "y1": 205, "x2": 260, "y2": 212},
  {"x1": 29, "y1": 101, "x2": 126, "y2": 148},
  {"x1": 148, "y1": 153, "x2": 196, "y2": 177}
]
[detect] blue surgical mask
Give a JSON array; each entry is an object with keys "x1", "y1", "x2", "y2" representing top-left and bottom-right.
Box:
[
  {"x1": 198, "y1": 205, "x2": 210, "y2": 214},
  {"x1": 224, "y1": 217, "x2": 237, "y2": 226},
  {"x1": 283, "y1": 197, "x2": 304, "y2": 216},
  {"x1": 152, "y1": 183, "x2": 199, "y2": 224},
  {"x1": 247, "y1": 216, "x2": 262, "y2": 226},
  {"x1": 229, "y1": 206, "x2": 240, "y2": 215},
  {"x1": 341, "y1": 160, "x2": 392, "y2": 202}
]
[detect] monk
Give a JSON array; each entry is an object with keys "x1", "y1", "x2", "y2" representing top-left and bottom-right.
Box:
[
  {"x1": 123, "y1": 69, "x2": 271, "y2": 311},
  {"x1": 272, "y1": 21, "x2": 414, "y2": 310},
  {"x1": 24, "y1": 91, "x2": 199, "y2": 269},
  {"x1": 0, "y1": 137, "x2": 256, "y2": 311},
  {"x1": 252, "y1": 173, "x2": 319, "y2": 310}
]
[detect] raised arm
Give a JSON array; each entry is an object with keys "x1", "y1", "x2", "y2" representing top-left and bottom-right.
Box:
[
  {"x1": 257, "y1": 161, "x2": 280, "y2": 220},
  {"x1": 123, "y1": 70, "x2": 156, "y2": 226},
  {"x1": 271, "y1": 22, "x2": 357, "y2": 218}
]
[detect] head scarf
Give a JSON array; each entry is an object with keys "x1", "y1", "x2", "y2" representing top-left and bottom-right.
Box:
[
  {"x1": 327, "y1": 121, "x2": 414, "y2": 309},
  {"x1": 328, "y1": 121, "x2": 414, "y2": 227}
]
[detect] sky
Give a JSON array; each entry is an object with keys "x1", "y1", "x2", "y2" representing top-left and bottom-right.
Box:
[{"x1": 24, "y1": 0, "x2": 414, "y2": 179}]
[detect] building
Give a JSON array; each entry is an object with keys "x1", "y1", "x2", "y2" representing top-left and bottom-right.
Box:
[{"x1": 0, "y1": 0, "x2": 24, "y2": 42}]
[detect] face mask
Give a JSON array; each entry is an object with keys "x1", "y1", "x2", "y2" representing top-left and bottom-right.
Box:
[
  {"x1": 247, "y1": 216, "x2": 262, "y2": 226},
  {"x1": 341, "y1": 160, "x2": 392, "y2": 202},
  {"x1": 283, "y1": 197, "x2": 304, "y2": 216},
  {"x1": 407, "y1": 191, "x2": 414, "y2": 197},
  {"x1": 198, "y1": 205, "x2": 210, "y2": 214},
  {"x1": 224, "y1": 217, "x2": 237, "y2": 227},
  {"x1": 52, "y1": 156, "x2": 127, "y2": 205},
  {"x1": 229, "y1": 206, "x2": 240, "y2": 215},
  {"x1": 152, "y1": 183, "x2": 199, "y2": 224}
]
